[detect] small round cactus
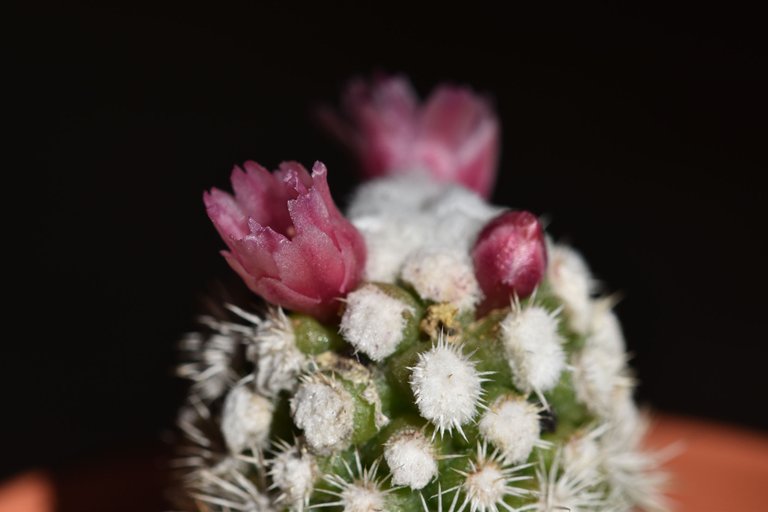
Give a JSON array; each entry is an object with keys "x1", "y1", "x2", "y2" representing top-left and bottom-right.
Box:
[{"x1": 173, "y1": 76, "x2": 669, "y2": 512}]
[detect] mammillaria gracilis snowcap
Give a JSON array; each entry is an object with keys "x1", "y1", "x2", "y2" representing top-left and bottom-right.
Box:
[{"x1": 174, "y1": 75, "x2": 670, "y2": 512}]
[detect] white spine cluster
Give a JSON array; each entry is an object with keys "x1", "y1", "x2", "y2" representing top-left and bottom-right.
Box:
[
  {"x1": 587, "y1": 302, "x2": 626, "y2": 357},
  {"x1": 221, "y1": 383, "x2": 274, "y2": 454},
  {"x1": 478, "y1": 395, "x2": 545, "y2": 464},
  {"x1": 400, "y1": 249, "x2": 482, "y2": 311},
  {"x1": 571, "y1": 339, "x2": 632, "y2": 418},
  {"x1": 188, "y1": 466, "x2": 275, "y2": 512},
  {"x1": 384, "y1": 428, "x2": 438, "y2": 490},
  {"x1": 268, "y1": 440, "x2": 317, "y2": 511},
  {"x1": 562, "y1": 425, "x2": 606, "y2": 482},
  {"x1": 448, "y1": 442, "x2": 532, "y2": 512},
  {"x1": 601, "y1": 418, "x2": 673, "y2": 512},
  {"x1": 236, "y1": 307, "x2": 307, "y2": 396},
  {"x1": 177, "y1": 321, "x2": 241, "y2": 402},
  {"x1": 290, "y1": 375, "x2": 355, "y2": 454},
  {"x1": 409, "y1": 337, "x2": 487, "y2": 439},
  {"x1": 340, "y1": 284, "x2": 414, "y2": 361},
  {"x1": 316, "y1": 451, "x2": 390, "y2": 512},
  {"x1": 500, "y1": 305, "x2": 565, "y2": 398},
  {"x1": 535, "y1": 449, "x2": 605, "y2": 512},
  {"x1": 546, "y1": 244, "x2": 596, "y2": 334}
]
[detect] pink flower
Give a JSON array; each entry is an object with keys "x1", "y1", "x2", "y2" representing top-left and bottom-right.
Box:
[
  {"x1": 320, "y1": 76, "x2": 500, "y2": 197},
  {"x1": 472, "y1": 211, "x2": 547, "y2": 313},
  {"x1": 204, "y1": 161, "x2": 366, "y2": 320}
]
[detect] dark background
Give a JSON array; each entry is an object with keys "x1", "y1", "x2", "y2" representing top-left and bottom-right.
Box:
[{"x1": 9, "y1": 0, "x2": 766, "y2": 504}]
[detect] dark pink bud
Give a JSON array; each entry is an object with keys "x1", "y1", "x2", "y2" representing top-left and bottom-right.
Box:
[
  {"x1": 204, "y1": 161, "x2": 366, "y2": 320},
  {"x1": 319, "y1": 75, "x2": 499, "y2": 197},
  {"x1": 472, "y1": 211, "x2": 547, "y2": 313}
]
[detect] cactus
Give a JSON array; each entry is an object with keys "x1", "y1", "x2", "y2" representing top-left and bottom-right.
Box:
[{"x1": 172, "y1": 76, "x2": 669, "y2": 512}]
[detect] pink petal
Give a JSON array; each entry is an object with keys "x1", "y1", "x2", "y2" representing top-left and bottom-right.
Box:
[
  {"x1": 257, "y1": 277, "x2": 330, "y2": 319},
  {"x1": 420, "y1": 87, "x2": 486, "y2": 147},
  {"x1": 204, "y1": 188, "x2": 248, "y2": 241}
]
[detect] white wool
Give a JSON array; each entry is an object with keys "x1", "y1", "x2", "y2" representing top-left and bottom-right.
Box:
[
  {"x1": 290, "y1": 377, "x2": 354, "y2": 454},
  {"x1": 479, "y1": 395, "x2": 541, "y2": 464},
  {"x1": 547, "y1": 244, "x2": 596, "y2": 335},
  {"x1": 384, "y1": 428, "x2": 437, "y2": 490},
  {"x1": 501, "y1": 306, "x2": 565, "y2": 394},
  {"x1": 269, "y1": 442, "x2": 316, "y2": 510},
  {"x1": 409, "y1": 338, "x2": 484, "y2": 438},
  {"x1": 340, "y1": 284, "x2": 414, "y2": 361},
  {"x1": 400, "y1": 249, "x2": 482, "y2": 311},
  {"x1": 220, "y1": 384, "x2": 274, "y2": 453},
  {"x1": 248, "y1": 308, "x2": 306, "y2": 396}
]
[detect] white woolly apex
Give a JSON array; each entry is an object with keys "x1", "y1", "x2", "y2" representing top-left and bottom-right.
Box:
[
  {"x1": 479, "y1": 394, "x2": 544, "y2": 464},
  {"x1": 346, "y1": 173, "x2": 447, "y2": 219},
  {"x1": 269, "y1": 440, "x2": 317, "y2": 511},
  {"x1": 449, "y1": 442, "x2": 533, "y2": 512},
  {"x1": 400, "y1": 249, "x2": 482, "y2": 311},
  {"x1": 290, "y1": 375, "x2": 355, "y2": 455},
  {"x1": 340, "y1": 284, "x2": 414, "y2": 361},
  {"x1": 426, "y1": 184, "x2": 501, "y2": 222},
  {"x1": 316, "y1": 451, "x2": 390, "y2": 512},
  {"x1": 347, "y1": 175, "x2": 499, "y2": 284},
  {"x1": 424, "y1": 185, "x2": 502, "y2": 250},
  {"x1": 352, "y1": 213, "x2": 433, "y2": 282},
  {"x1": 571, "y1": 341, "x2": 632, "y2": 418},
  {"x1": 384, "y1": 428, "x2": 438, "y2": 490},
  {"x1": 547, "y1": 244, "x2": 597, "y2": 335},
  {"x1": 221, "y1": 383, "x2": 274, "y2": 454},
  {"x1": 501, "y1": 304, "x2": 565, "y2": 397},
  {"x1": 233, "y1": 306, "x2": 307, "y2": 397},
  {"x1": 409, "y1": 336, "x2": 487, "y2": 440}
]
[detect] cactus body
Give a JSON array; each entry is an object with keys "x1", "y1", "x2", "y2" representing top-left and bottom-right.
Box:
[
  {"x1": 174, "y1": 76, "x2": 668, "y2": 511},
  {"x1": 175, "y1": 174, "x2": 668, "y2": 511}
]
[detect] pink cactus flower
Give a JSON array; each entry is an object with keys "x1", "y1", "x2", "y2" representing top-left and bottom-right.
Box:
[
  {"x1": 472, "y1": 211, "x2": 547, "y2": 314},
  {"x1": 320, "y1": 75, "x2": 500, "y2": 197},
  {"x1": 204, "y1": 161, "x2": 366, "y2": 320}
]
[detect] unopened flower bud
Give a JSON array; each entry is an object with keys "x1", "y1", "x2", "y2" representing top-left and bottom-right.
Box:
[{"x1": 472, "y1": 211, "x2": 547, "y2": 313}]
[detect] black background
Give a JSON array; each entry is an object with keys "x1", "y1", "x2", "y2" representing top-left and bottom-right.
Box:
[{"x1": 9, "y1": 0, "x2": 766, "y2": 485}]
